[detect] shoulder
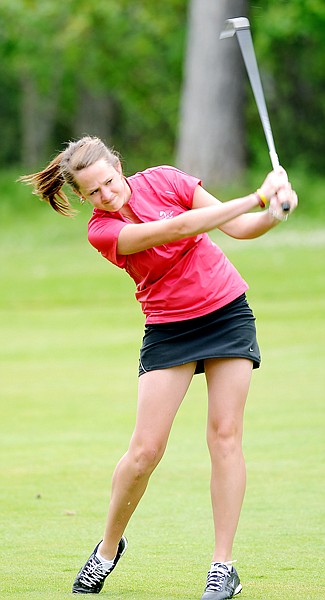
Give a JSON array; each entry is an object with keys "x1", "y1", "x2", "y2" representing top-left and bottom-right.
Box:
[
  {"x1": 88, "y1": 208, "x2": 125, "y2": 239},
  {"x1": 88, "y1": 207, "x2": 119, "y2": 225},
  {"x1": 128, "y1": 165, "x2": 183, "y2": 184},
  {"x1": 128, "y1": 165, "x2": 201, "y2": 193}
]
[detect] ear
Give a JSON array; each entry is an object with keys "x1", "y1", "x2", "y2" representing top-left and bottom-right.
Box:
[
  {"x1": 72, "y1": 188, "x2": 85, "y2": 203},
  {"x1": 115, "y1": 161, "x2": 123, "y2": 175}
]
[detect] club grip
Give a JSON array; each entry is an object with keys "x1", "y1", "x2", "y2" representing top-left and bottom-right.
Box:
[{"x1": 270, "y1": 154, "x2": 290, "y2": 212}]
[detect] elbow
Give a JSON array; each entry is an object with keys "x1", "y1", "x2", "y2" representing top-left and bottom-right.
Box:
[
  {"x1": 171, "y1": 218, "x2": 198, "y2": 240},
  {"x1": 175, "y1": 222, "x2": 192, "y2": 239}
]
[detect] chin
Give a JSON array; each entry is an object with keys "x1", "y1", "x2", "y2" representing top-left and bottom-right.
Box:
[{"x1": 100, "y1": 202, "x2": 120, "y2": 212}]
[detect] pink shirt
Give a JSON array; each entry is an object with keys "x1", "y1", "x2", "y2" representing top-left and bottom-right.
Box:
[{"x1": 88, "y1": 166, "x2": 248, "y2": 323}]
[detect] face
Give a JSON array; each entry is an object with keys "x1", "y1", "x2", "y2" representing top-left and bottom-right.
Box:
[{"x1": 75, "y1": 159, "x2": 130, "y2": 212}]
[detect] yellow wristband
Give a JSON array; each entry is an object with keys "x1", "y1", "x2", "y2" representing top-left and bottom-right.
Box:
[{"x1": 256, "y1": 189, "x2": 269, "y2": 208}]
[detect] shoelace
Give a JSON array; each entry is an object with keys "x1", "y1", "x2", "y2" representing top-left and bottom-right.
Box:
[
  {"x1": 80, "y1": 556, "x2": 107, "y2": 586},
  {"x1": 206, "y1": 563, "x2": 230, "y2": 592}
]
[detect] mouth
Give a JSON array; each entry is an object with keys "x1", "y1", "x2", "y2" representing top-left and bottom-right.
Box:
[
  {"x1": 102, "y1": 197, "x2": 116, "y2": 206},
  {"x1": 101, "y1": 196, "x2": 121, "y2": 211}
]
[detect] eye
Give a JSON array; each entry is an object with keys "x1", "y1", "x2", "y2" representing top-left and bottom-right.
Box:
[
  {"x1": 90, "y1": 189, "x2": 99, "y2": 196},
  {"x1": 105, "y1": 179, "x2": 113, "y2": 185}
]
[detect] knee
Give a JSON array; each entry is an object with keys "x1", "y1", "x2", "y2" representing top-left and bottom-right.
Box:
[
  {"x1": 207, "y1": 422, "x2": 242, "y2": 460},
  {"x1": 129, "y1": 443, "x2": 164, "y2": 479}
]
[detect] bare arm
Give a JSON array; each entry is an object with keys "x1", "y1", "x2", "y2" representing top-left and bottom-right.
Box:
[
  {"x1": 117, "y1": 169, "x2": 297, "y2": 254},
  {"x1": 193, "y1": 174, "x2": 298, "y2": 240},
  {"x1": 192, "y1": 186, "x2": 280, "y2": 239},
  {"x1": 117, "y1": 191, "x2": 260, "y2": 255}
]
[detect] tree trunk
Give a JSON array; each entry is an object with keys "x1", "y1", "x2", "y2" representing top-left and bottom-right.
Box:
[
  {"x1": 73, "y1": 87, "x2": 114, "y2": 145},
  {"x1": 20, "y1": 70, "x2": 61, "y2": 168},
  {"x1": 176, "y1": 0, "x2": 247, "y2": 187}
]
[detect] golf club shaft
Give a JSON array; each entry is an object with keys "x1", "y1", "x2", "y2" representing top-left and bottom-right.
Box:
[{"x1": 222, "y1": 20, "x2": 290, "y2": 212}]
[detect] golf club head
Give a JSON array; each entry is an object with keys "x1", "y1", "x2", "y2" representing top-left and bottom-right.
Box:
[{"x1": 220, "y1": 17, "x2": 250, "y2": 39}]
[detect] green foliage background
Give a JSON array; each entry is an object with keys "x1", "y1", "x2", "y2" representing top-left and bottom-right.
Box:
[
  {"x1": 0, "y1": 0, "x2": 187, "y2": 170},
  {"x1": 249, "y1": 1, "x2": 325, "y2": 174},
  {"x1": 0, "y1": 0, "x2": 324, "y2": 179}
]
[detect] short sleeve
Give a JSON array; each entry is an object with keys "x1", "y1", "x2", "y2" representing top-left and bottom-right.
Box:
[
  {"x1": 88, "y1": 212, "x2": 127, "y2": 268},
  {"x1": 161, "y1": 167, "x2": 202, "y2": 209}
]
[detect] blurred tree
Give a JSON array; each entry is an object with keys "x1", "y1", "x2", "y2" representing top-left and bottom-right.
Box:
[
  {"x1": 3, "y1": 1, "x2": 224, "y2": 171},
  {"x1": 0, "y1": 1, "x2": 70, "y2": 166},
  {"x1": 0, "y1": 0, "x2": 187, "y2": 169},
  {"x1": 0, "y1": 0, "x2": 324, "y2": 175},
  {"x1": 0, "y1": 68, "x2": 20, "y2": 164},
  {"x1": 60, "y1": 0, "x2": 188, "y2": 171},
  {"x1": 249, "y1": 0, "x2": 325, "y2": 173},
  {"x1": 176, "y1": 0, "x2": 247, "y2": 186}
]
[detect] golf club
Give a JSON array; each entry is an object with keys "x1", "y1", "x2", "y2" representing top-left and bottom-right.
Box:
[{"x1": 220, "y1": 16, "x2": 290, "y2": 212}]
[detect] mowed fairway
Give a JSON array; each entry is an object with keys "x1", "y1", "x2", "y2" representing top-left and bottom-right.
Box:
[{"x1": 1, "y1": 203, "x2": 324, "y2": 599}]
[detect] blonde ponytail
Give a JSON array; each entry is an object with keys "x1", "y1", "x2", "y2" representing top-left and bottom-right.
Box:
[
  {"x1": 19, "y1": 152, "x2": 76, "y2": 217},
  {"x1": 19, "y1": 136, "x2": 121, "y2": 217}
]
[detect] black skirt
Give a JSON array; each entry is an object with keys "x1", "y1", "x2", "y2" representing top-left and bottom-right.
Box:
[{"x1": 139, "y1": 293, "x2": 261, "y2": 376}]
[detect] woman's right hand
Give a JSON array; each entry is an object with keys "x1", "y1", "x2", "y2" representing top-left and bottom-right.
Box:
[
  {"x1": 259, "y1": 167, "x2": 289, "y2": 202},
  {"x1": 259, "y1": 168, "x2": 298, "y2": 218}
]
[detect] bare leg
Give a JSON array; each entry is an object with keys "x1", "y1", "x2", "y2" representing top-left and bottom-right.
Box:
[
  {"x1": 100, "y1": 362, "x2": 196, "y2": 559},
  {"x1": 204, "y1": 358, "x2": 253, "y2": 563}
]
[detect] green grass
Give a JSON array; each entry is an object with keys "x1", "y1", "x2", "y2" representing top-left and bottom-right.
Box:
[{"x1": 1, "y1": 179, "x2": 325, "y2": 599}]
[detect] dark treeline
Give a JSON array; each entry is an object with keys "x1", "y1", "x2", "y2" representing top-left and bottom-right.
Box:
[{"x1": 0, "y1": 0, "x2": 324, "y2": 179}]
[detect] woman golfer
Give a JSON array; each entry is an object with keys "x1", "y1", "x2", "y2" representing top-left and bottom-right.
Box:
[{"x1": 21, "y1": 136, "x2": 297, "y2": 599}]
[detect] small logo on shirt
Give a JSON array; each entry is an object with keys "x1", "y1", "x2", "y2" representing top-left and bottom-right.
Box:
[{"x1": 159, "y1": 210, "x2": 174, "y2": 220}]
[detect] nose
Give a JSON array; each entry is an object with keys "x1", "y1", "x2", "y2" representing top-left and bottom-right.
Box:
[{"x1": 101, "y1": 186, "x2": 112, "y2": 201}]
